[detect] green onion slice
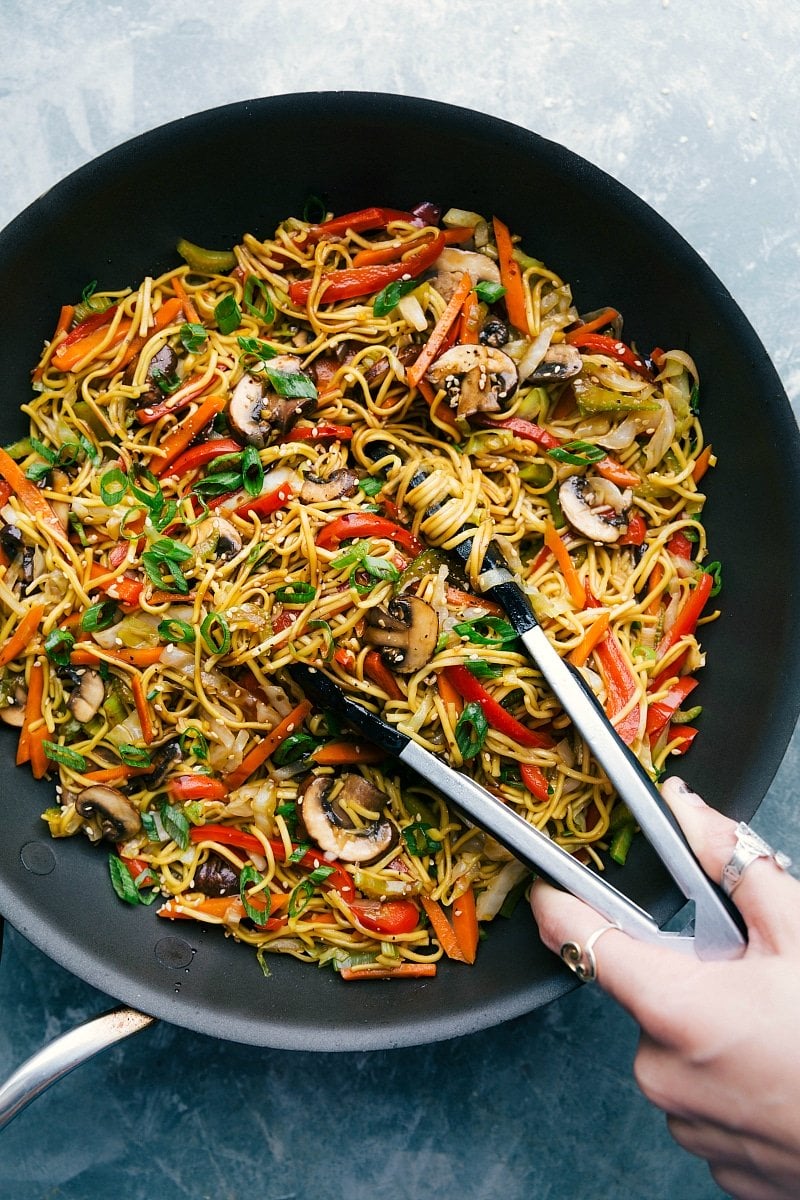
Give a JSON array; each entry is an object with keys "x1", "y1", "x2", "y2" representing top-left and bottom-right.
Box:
[
  {"x1": 44, "y1": 629, "x2": 75, "y2": 666},
  {"x1": 81, "y1": 600, "x2": 120, "y2": 633},
  {"x1": 241, "y1": 445, "x2": 264, "y2": 497},
  {"x1": 99, "y1": 467, "x2": 128, "y2": 506},
  {"x1": 200, "y1": 611, "x2": 232, "y2": 656},
  {"x1": 453, "y1": 616, "x2": 517, "y2": 646},
  {"x1": 157, "y1": 617, "x2": 195, "y2": 644},
  {"x1": 118, "y1": 744, "x2": 152, "y2": 768},
  {"x1": 179, "y1": 322, "x2": 207, "y2": 353},
  {"x1": 214, "y1": 294, "x2": 242, "y2": 335},
  {"x1": 474, "y1": 280, "x2": 507, "y2": 304},
  {"x1": 373, "y1": 276, "x2": 420, "y2": 318},
  {"x1": 275, "y1": 581, "x2": 317, "y2": 605},
  {"x1": 42, "y1": 741, "x2": 87, "y2": 771},
  {"x1": 454, "y1": 702, "x2": 489, "y2": 761},
  {"x1": 240, "y1": 864, "x2": 271, "y2": 925},
  {"x1": 288, "y1": 879, "x2": 314, "y2": 919},
  {"x1": 243, "y1": 275, "x2": 275, "y2": 325},
  {"x1": 546, "y1": 440, "x2": 606, "y2": 467}
]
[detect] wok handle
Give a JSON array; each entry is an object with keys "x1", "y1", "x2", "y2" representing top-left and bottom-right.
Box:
[{"x1": 0, "y1": 1006, "x2": 156, "y2": 1129}]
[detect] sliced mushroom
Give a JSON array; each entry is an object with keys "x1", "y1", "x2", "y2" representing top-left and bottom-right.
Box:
[
  {"x1": 299, "y1": 773, "x2": 397, "y2": 864},
  {"x1": 364, "y1": 595, "x2": 439, "y2": 674},
  {"x1": 528, "y1": 344, "x2": 583, "y2": 383},
  {"x1": 300, "y1": 468, "x2": 359, "y2": 504},
  {"x1": 67, "y1": 669, "x2": 105, "y2": 724},
  {"x1": 195, "y1": 515, "x2": 242, "y2": 561},
  {"x1": 426, "y1": 344, "x2": 518, "y2": 421},
  {"x1": 432, "y1": 248, "x2": 501, "y2": 302},
  {"x1": 0, "y1": 683, "x2": 28, "y2": 728},
  {"x1": 75, "y1": 785, "x2": 142, "y2": 841},
  {"x1": 229, "y1": 357, "x2": 315, "y2": 448},
  {"x1": 0, "y1": 526, "x2": 23, "y2": 559},
  {"x1": 194, "y1": 853, "x2": 240, "y2": 897},
  {"x1": 137, "y1": 737, "x2": 183, "y2": 789},
  {"x1": 558, "y1": 474, "x2": 632, "y2": 544},
  {"x1": 479, "y1": 317, "x2": 510, "y2": 349},
  {"x1": 138, "y1": 344, "x2": 180, "y2": 404}
]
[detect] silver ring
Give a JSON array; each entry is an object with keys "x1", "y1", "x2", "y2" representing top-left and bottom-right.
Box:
[
  {"x1": 721, "y1": 822, "x2": 792, "y2": 898},
  {"x1": 560, "y1": 922, "x2": 620, "y2": 983}
]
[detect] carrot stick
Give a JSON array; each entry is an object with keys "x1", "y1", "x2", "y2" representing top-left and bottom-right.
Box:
[
  {"x1": 596, "y1": 457, "x2": 640, "y2": 488},
  {"x1": 171, "y1": 275, "x2": 199, "y2": 324},
  {"x1": 224, "y1": 699, "x2": 313, "y2": 790},
  {"x1": 82, "y1": 765, "x2": 153, "y2": 783},
  {"x1": 407, "y1": 272, "x2": 473, "y2": 388},
  {"x1": 131, "y1": 673, "x2": 154, "y2": 745},
  {"x1": 0, "y1": 447, "x2": 70, "y2": 545},
  {"x1": 564, "y1": 307, "x2": 620, "y2": 343},
  {"x1": 33, "y1": 305, "x2": 76, "y2": 381},
  {"x1": 451, "y1": 884, "x2": 479, "y2": 964},
  {"x1": 459, "y1": 288, "x2": 480, "y2": 345},
  {"x1": 646, "y1": 561, "x2": 665, "y2": 616},
  {"x1": 70, "y1": 645, "x2": 164, "y2": 668},
  {"x1": 568, "y1": 611, "x2": 610, "y2": 668},
  {"x1": 692, "y1": 444, "x2": 713, "y2": 484},
  {"x1": 158, "y1": 891, "x2": 292, "y2": 923},
  {"x1": 543, "y1": 519, "x2": 586, "y2": 608},
  {"x1": 0, "y1": 603, "x2": 45, "y2": 668},
  {"x1": 311, "y1": 742, "x2": 385, "y2": 765},
  {"x1": 17, "y1": 658, "x2": 44, "y2": 766},
  {"x1": 492, "y1": 216, "x2": 530, "y2": 335},
  {"x1": 436, "y1": 670, "x2": 464, "y2": 715},
  {"x1": 417, "y1": 376, "x2": 460, "y2": 432},
  {"x1": 363, "y1": 649, "x2": 404, "y2": 700},
  {"x1": 52, "y1": 317, "x2": 132, "y2": 372},
  {"x1": 154, "y1": 393, "x2": 227, "y2": 477},
  {"x1": 420, "y1": 896, "x2": 468, "y2": 962},
  {"x1": 117, "y1": 297, "x2": 184, "y2": 370},
  {"x1": 340, "y1": 963, "x2": 438, "y2": 980}
]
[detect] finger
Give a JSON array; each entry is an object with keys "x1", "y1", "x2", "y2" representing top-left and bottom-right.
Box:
[
  {"x1": 530, "y1": 879, "x2": 703, "y2": 1041},
  {"x1": 661, "y1": 776, "x2": 799, "y2": 952}
]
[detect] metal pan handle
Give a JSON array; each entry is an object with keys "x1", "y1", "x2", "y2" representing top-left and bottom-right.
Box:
[{"x1": 0, "y1": 1006, "x2": 155, "y2": 1129}]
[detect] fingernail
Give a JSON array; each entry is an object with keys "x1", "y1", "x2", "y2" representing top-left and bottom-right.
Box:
[{"x1": 663, "y1": 776, "x2": 705, "y2": 807}]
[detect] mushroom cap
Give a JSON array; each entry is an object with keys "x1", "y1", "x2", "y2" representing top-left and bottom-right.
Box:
[
  {"x1": 527, "y1": 343, "x2": 583, "y2": 383},
  {"x1": 426, "y1": 344, "x2": 518, "y2": 421},
  {"x1": 67, "y1": 668, "x2": 105, "y2": 724},
  {"x1": 299, "y1": 468, "x2": 359, "y2": 504},
  {"x1": 299, "y1": 774, "x2": 397, "y2": 865},
  {"x1": 558, "y1": 474, "x2": 632, "y2": 544},
  {"x1": 229, "y1": 357, "x2": 314, "y2": 447},
  {"x1": 365, "y1": 595, "x2": 439, "y2": 674},
  {"x1": 75, "y1": 785, "x2": 142, "y2": 841},
  {"x1": 195, "y1": 515, "x2": 243, "y2": 561}
]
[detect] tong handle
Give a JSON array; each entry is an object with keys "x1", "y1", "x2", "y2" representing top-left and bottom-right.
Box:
[{"x1": 517, "y1": 622, "x2": 745, "y2": 959}]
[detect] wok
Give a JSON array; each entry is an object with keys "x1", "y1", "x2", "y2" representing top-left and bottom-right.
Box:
[{"x1": 0, "y1": 92, "x2": 798, "y2": 1062}]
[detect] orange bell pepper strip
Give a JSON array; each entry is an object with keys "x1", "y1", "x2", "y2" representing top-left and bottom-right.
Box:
[
  {"x1": 451, "y1": 884, "x2": 479, "y2": 964},
  {"x1": 436, "y1": 669, "x2": 464, "y2": 716},
  {"x1": 168, "y1": 775, "x2": 229, "y2": 802},
  {"x1": 52, "y1": 314, "x2": 133, "y2": 372},
  {"x1": 459, "y1": 288, "x2": 481, "y2": 345},
  {"x1": 543, "y1": 519, "x2": 586, "y2": 609},
  {"x1": 70, "y1": 645, "x2": 164, "y2": 668},
  {"x1": 692, "y1": 445, "x2": 714, "y2": 484},
  {"x1": 0, "y1": 446, "x2": 70, "y2": 546},
  {"x1": 153, "y1": 393, "x2": 227, "y2": 477},
  {"x1": 223, "y1": 699, "x2": 313, "y2": 790},
  {"x1": 564, "y1": 308, "x2": 620, "y2": 342},
  {"x1": 492, "y1": 215, "x2": 530, "y2": 335},
  {"x1": 0, "y1": 603, "x2": 45, "y2": 668},
  {"x1": 170, "y1": 275, "x2": 200, "y2": 324},
  {"x1": 406, "y1": 271, "x2": 473, "y2": 389},
  {"x1": 595, "y1": 457, "x2": 640, "y2": 488}
]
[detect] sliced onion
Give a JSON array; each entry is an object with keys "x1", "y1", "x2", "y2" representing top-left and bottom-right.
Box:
[
  {"x1": 397, "y1": 293, "x2": 428, "y2": 332},
  {"x1": 589, "y1": 477, "x2": 631, "y2": 514},
  {"x1": 642, "y1": 399, "x2": 676, "y2": 473},
  {"x1": 476, "y1": 860, "x2": 529, "y2": 920}
]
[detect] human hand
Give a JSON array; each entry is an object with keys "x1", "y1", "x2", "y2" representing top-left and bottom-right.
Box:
[{"x1": 530, "y1": 778, "x2": 800, "y2": 1200}]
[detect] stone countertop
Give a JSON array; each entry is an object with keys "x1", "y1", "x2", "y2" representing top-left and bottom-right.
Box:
[{"x1": 0, "y1": 3, "x2": 798, "y2": 1197}]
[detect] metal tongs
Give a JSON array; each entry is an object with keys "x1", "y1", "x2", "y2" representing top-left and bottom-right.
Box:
[{"x1": 292, "y1": 456, "x2": 745, "y2": 960}]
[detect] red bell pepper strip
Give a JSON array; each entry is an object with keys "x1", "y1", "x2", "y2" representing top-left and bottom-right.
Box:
[
  {"x1": 188, "y1": 824, "x2": 356, "y2": 902},
  {"x1": 667, "y1": 724, "x2": 699, "y2": 755},
  {"x1": 303, "y1": 206, "x2": 414, "y2": 243},
  {"x1": 163, "y1": 438, "x2": 243, "y2": 478},
  {"x1": 443, "y1": 665, "x2": 554, "y2": 750},
  {"x1": 565, "y1": 332, "x2": 651, "y2": 379},
  {"x1": 473, "y1": 414, "x2": 561, "y2": 450},
  {"x1": 655, "y1": 572, "x2": 714, "y2": 662},
  {"x1": 619, "y1": 512, "x2": 647, "y2": 546},
  {"x1": 154, "y1": 394, "x2": 228, "y2": 477},
  {"x1": 667, "y1": 530, "x2": 695, "y2": 561},
  {"x1": 234, "y1": 482, "x2": 295, "y2": 520},
  {"x1": 585, "y1": 590, "x2": 641, "y2": 745},
  {"x1": 87, "y1": 561, "x2": 144, "y2": 606},
  {"x1": 50, "y1": 305, "x2": 119, "y2": 370},
  {"x1": 277, "y1": 424, "x2": 354, "y2": 444},
  {"x1": 364, "y1": 649, "x2": 405, "y2": 700},
  {"x1": 136, "y1": 372, "x2": 220, "y2": 425},
  {"x1": 645, "y1": 676, "x2": 698, "y2": 741},
  {"x1": 168, "y1": 775, "x2": 229, "y2": 802},
  {"x1": 348, "y1": 899, "x2": 420, "y2": 935},
  {"x1": 289, "y1": 230, "x2": 445, "y2": 306},
  {"x1": 520, "y1": 762, "x2": 551, "y2": 803},
  {"x1": 315, "y1": 512, "x2": 423, "y2": 557}
]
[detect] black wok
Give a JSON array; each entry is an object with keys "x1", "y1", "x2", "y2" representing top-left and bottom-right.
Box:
[{"x1": 0, "y1": 92, "x2": 798, "y2": 1052}]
